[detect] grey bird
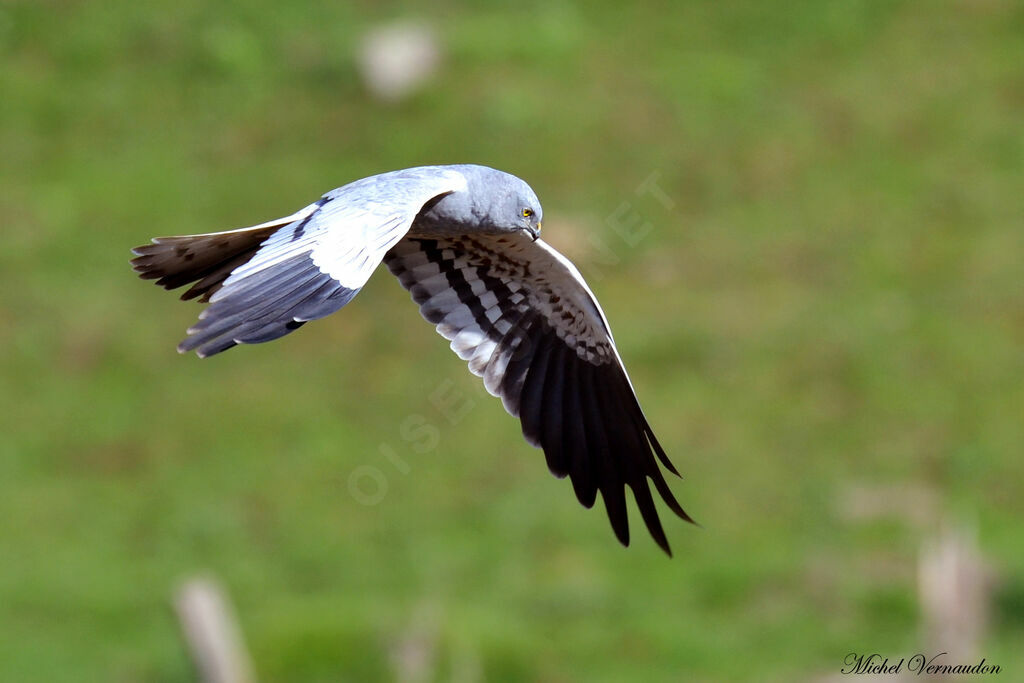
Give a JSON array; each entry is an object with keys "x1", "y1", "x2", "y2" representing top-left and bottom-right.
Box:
[{"x1": 131, "y1": 164, "x2": 695, "y2": 553}]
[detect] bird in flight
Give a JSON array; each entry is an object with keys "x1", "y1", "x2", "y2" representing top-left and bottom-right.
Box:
[{"x1": 131, "y1": 165, "x2": 695, "y2": 553}]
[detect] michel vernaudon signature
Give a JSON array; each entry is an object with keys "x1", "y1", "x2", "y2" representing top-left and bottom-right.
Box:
[{"x1": 842, "y1": 652, "x2": 1001, "y2": 676}]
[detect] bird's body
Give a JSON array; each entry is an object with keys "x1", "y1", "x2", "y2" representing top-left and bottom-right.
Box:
[{"x1": 132, "y1": 164, "x2": 694, "y2": 553}]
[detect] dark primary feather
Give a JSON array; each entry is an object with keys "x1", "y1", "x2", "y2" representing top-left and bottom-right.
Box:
[{"x1": 385, "y1": 234, "x2": 695, "y2": 554}]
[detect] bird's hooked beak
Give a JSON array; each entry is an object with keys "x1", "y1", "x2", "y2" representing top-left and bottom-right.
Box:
[{"x1": 525, "y1": 223, "x2": 541, "y2": 241}]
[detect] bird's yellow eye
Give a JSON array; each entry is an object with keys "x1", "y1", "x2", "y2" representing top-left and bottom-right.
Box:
[{"x1": 522, "y1": 208, "x2": 533, "y2": 218}]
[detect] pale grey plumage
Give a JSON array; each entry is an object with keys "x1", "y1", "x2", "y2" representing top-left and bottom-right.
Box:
[{"x1": 132, "y1": 164, "x2": 692, "y2": 553}]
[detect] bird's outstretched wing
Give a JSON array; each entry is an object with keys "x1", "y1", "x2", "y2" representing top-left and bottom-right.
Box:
[
  {"x1": 384, "y1": 232, "x2": 694, "y2": 554},
  {"x1": 131, "y1": 168, "x2": 467, "y2": 357}
]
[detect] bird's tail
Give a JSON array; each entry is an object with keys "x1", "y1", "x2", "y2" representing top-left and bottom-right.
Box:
[
  {"x1": 130, "y1": 211, "x2": 309, "y2": 302},
  {"x1": 131, "y1": 204, "x2": 362, "y2": 358}
]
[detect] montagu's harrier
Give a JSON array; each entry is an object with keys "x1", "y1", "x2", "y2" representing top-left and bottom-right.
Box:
[{"x1": 131, "y1": 164, "x2": 695, "y2": 553}]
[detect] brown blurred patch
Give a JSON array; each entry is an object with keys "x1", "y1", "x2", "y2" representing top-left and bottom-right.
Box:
[
  {"x1": 837, "y1": 482, "x2": 939, "y2": 528},
  {"x1": 76, "y1": 437, "x2": 148, "y2": 476},
  {"x1": 539, "y1": 214, "x2": 599, "y2": 264}
]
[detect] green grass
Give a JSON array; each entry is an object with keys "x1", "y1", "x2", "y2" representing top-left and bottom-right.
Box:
[{"x1": 2, "y1": 0, "x2": 1023, "y2": 680}]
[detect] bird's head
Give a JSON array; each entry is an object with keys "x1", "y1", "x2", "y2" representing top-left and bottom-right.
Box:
[
  {"x1": 503, "y1": 180, "x2": 543, "y2": 241},
  {"x1": 413, "y1": 165, "x2": 543, "y2": 240}
]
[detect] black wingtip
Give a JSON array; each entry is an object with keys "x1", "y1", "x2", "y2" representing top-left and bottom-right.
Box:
[
  {"x1": 645, "y1": 426, "x2": 681, "y2": 478},
  {"x1": 603, "y1": 489, "x2": 631, "y2": 548},
  {"x1": 626, "y1": 462, "x2": 673, "y2": 555},
  {"x1": 643, "y1": 510, "x2": 672, "y2": 556},
  {"x1": 651, "y1": 527, "x2": 673, "y2": 556},
  {"x1": 649, "y1": 470, "x2": 699, "y2": 527}
]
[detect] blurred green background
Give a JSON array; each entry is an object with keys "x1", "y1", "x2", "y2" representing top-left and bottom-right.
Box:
[{"x1": 2, "y1": 0, "x2": 1022, "y2": 681}]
